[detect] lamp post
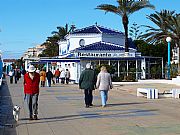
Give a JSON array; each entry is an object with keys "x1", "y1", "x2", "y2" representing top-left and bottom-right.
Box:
[{"x1": 166, "y1": 37, "x2": 172, "y2": 79}]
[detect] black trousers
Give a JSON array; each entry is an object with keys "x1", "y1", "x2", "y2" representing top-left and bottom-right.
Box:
[
  {"x1": 66, "y1": 78, "x2": 70, "y2": 84},
  {"x1": 84, "y1": 89, "x2": 93, "y2": 106},
  {"x1": 41, "y1": 81, "x2": 45, "y2": 87}
]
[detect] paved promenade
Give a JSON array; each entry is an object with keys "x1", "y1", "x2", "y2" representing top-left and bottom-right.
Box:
[{"x1": 1, "y1": 77, "x2": 180, "y2": 135}]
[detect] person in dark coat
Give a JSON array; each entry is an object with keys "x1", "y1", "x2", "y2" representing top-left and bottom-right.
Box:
[
  {"x1": 79, "y1": 63, "x2": 96, "y2": 108},
  {"x1": 14, "y1": 68, "x2": 19, "y2": 83},
  {"x1": 46, "y1": 69, "x2": 53, "y2": 87}
]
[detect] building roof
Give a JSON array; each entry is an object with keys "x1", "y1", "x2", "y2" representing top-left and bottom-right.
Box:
[
  {"x1": 71, "y1": 25, "x2": 123, "y2": 35},
  {"x1": 75, "y1": 41, "x2": 136, "y2": 51}
]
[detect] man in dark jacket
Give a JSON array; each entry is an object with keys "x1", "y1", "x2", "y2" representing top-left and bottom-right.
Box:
[
  {"x1": 79, "y1": 63, "x2": 96, "y2": 108},
  {"x1": 46, "y1": 69, "x2": 53, "y2": 87}
]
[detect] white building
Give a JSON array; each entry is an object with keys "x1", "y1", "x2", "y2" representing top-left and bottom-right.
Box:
[
  {"x1": 39, "y1": 25, "x2": 163, "y2": 83},
  {"x1": 23, "y1": 44, "x2": 46, "y2": 59}
]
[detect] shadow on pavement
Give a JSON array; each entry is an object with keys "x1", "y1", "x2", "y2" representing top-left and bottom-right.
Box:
[
  {"x1": 107, "y1": 102, "x2": 148, "y2": 107},
  {"x1": 0, "y1": 79, "x2": 17, "y2": 135},
  {"x1": 18, "y1": 108, "x2": 158, "y2": 125}
]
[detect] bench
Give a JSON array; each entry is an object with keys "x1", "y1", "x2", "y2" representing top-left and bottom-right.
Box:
[
  {"x1": 137, "y1": 88, "x2": 158, "y2": 99},
  {"x1": 171, "y1": 89, "x2": 180, "y2": 99}
]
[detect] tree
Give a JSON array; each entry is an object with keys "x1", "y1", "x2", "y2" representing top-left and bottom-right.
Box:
[
  {"x1": 135, "y1": 40, "x2": 168, "y2": 66},
  {"x1": 141, "y1": 10, "x2": 180, "y2": 73},
  {"x1": 140, "y1": 10, "x2": 179, "y2": 44},
  {"x1": 96, "y1": 0, "x2": 155, "y2": 52},
  {"x1": 129, "y1": 22, "x2": 143, "y2": 40},
  {"x1": 51, "y1": 24, "x2": 76, "y2": 40},
  {"x1": 39, "y1": 38, "x2": 59, "y2": 57},
  {"x1": 40, "y1": 24, "x2": 76, "y2": 57}
]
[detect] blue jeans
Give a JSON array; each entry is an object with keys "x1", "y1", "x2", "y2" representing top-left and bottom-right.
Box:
[
  {"x1": 26, "y1": 94, "x2": 39, "y2": 117},
  {"x1": 56, "y1": 76, "x2": 59, "y2": 83},
  {"x1": 100, "y1": 90, "x2": 108, "y2": 106}
]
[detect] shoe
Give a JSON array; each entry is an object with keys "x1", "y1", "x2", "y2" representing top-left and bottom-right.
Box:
[
  {"x1": 34, "y1": 115, "x2": 38, "y2": 120},
  {"x1": 85, "y1": 105, "x2": 89, "y2": 108},
  {"x1": 102, "y1": 105, "x2": 106, "y2": 108},
  {"x1": 89, "y1": 104, "x2": 93, "y2": 106},
  {"x1": 29, "y1": 116, "x2": 33, "y2": 120}
]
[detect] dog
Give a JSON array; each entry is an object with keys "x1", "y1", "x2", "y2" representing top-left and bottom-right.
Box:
[{"x1": 13, "y1": 105, "x2": 21, "y2": 122}]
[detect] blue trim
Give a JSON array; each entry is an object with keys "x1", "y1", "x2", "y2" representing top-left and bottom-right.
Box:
[
  {"x1": 40, "y1": 59, "x2": 80, "y2": 63},
  {"x1": 80, "y1": 57, "x2": 143, "y2": 60}
]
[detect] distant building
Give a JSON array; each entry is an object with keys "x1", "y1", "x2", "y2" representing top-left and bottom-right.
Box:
[{"x1": 23, "y1": 44, "x2": 46, "y2": 58}]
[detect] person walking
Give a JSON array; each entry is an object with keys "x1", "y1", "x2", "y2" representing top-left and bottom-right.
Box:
[
  {"x1": 24, "y1": 65, "x2": 40, "y2": 120},
  {"x1": 96, "y1": 66, "x2": 113, "y2": 107},
  {"x1": 8, "y1": 70, "x2": 14, "y2": 84},
  {"x1": 14, "y1": 68, "x2": 19, "y2": 84},
  {"x1": 65, "y1": 69, "x2": 70, "y2": 84},
  {"x1": 40, "y1": 69, "x2": 46, "y2": 87},
  {"x1": 79, "y1": 63, "x2": 96, "y2": 108},
  {"x1": 54, "y1": 68, "x2": 61, "y2": 83},
  {"x1": 60, "y1": 69, "x2": 66, "y2": 84},
  {"x1": 46, "y1": 69, "x2": 53, "y2": 87}
]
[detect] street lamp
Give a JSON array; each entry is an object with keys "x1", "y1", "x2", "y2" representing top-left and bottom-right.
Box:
[{"x1": 166, "y1": 36, "x2": 172, "y2": 79}]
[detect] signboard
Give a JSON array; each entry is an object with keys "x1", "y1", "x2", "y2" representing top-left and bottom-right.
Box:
[{"x1": 76, "y1": 52, "x2": 135, "y2": 58}]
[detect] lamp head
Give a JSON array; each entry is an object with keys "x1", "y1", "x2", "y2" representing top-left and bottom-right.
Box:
[{"x1": 166, "y1": 37, "x2": 172, "y2": 42}]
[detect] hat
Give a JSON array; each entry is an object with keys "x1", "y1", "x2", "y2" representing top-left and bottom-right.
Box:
[
  {"x1": 28, "y1": 65, "x2": 36, "y2": 72},
  {"x1": 86, "y1": 63, "x2": 91, "y2": 69}
]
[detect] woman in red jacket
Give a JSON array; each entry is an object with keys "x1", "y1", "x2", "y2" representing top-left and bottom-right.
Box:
[{"x1": 24, "y1": 65, "x2": 40, "y2": 120}]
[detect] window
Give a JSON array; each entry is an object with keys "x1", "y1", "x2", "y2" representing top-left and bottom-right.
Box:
[
  {"x1": 79, "y1": 39, "x2": 85, "y2": 47},
  {"x1": 72, "y1": 63, "x2": 75, "y2": 67}
]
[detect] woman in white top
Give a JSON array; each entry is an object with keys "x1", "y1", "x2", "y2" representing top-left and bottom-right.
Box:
[
  {"x1": 60, "y1": 69, "x2": 66, "y2": 84},
  {"x1": 9, "y1": 70, "x2": 14, "y2": 84},
  {"x1": 96, "y1": 66, "x2": 113, "y2": 107}
]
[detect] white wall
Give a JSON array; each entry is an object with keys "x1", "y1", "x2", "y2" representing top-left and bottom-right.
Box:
[
  {"x1": 66, "y1": 34, "x2": 102, "y2": 52},
  {"x1": 57, "y1": 61, "x2": 79, "y2": 82}
]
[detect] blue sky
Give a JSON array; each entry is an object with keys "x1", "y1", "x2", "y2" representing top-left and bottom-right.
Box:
[{"x1": 0, "y1": 0, "x2": 179, "y2": 59}]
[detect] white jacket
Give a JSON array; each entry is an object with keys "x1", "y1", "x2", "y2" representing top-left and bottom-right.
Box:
[
  {"x1": 60, "y1": 70, "x2": 66, "y2": 78},
  {"x1": 96, "y1": 71, "x2": 113, "y2": 91}
]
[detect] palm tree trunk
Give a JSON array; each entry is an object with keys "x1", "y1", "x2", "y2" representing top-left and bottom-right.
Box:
[{"x1": 122, "y1": 14, "x2": 129, "y2": 52}]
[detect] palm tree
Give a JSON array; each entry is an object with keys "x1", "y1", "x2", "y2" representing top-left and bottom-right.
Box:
[
  {"x1": 140, "y1": 10, "x2": 178, "y2": 44},
  {"x1": 96, "y1": 0, "x2": 155, "y2": 52},
  {"x1": 51, "y1": 23, "x2": 76, "y2": 41},
  {"x1": 40, "y1": 24, "x2": 76, "y2": 57},
  {"x1": 141, "y1": 10, "x2": 180, "y2": 73},
  {"x1": 51, "y1": 24, "x2": 69, "y2": 41}
]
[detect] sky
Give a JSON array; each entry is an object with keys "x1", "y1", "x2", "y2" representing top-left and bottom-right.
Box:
[{"x1": 0, "y1": 0, "x2": 179, "y2": 59}]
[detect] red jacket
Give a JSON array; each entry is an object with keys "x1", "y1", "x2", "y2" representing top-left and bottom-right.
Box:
[{"x1": 24, "y1": 72, "x2": 40, "y2": 94}]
